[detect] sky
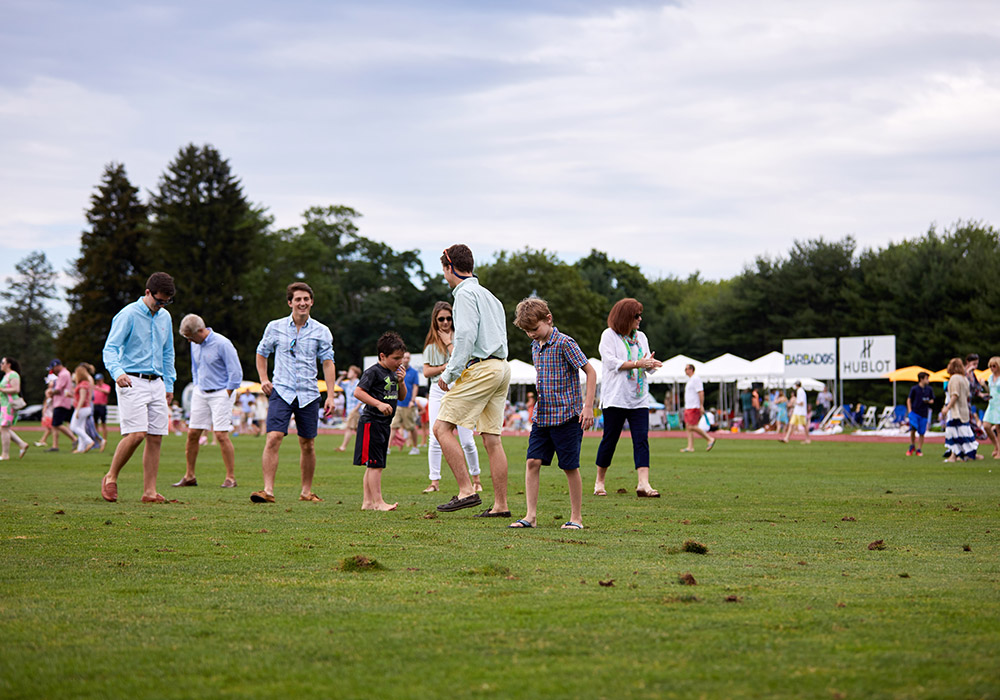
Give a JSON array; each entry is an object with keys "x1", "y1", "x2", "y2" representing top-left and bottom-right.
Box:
[{"x1": 2, "y1": 0, "x2": 999, "y2": 314}]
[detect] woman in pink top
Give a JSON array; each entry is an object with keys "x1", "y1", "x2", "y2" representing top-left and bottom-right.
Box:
[{"x1": 70, "y1": 365, "x2": 95, "y2": 453}]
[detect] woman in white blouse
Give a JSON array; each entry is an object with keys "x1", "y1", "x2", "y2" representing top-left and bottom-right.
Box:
[
  {"x1": 421, "y1": 301, "x2": 482, "y2": 493},
  {"x1": 593, "y1": 298, "x2": 662, "y2": 497}
]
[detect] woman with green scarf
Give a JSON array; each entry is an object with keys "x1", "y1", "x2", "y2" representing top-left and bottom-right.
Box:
[{"x1": 593, "y1": 298, "x2": 662, "y2": 498}]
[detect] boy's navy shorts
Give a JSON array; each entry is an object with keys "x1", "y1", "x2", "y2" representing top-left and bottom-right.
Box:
[
  {"x1": 355, "y1": 418, "x2": 390, "y2": 469},
  {"x1": 266, "y1": 393, "x2": 319, "y2": 439},
  {"x1": 526, "y1": 418, "x2": 583, "y2": 470}
]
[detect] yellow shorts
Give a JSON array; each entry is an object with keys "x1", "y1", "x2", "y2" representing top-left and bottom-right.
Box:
[
  {"x1": 390, "y1": 405, "x2": 417, "y2": 430},
  {"x1": 437, "y1": 359, "x2": 511, "y2": 435},
  {"x1": 790, "y1": 414, "x2": 807, "y2": 427}
]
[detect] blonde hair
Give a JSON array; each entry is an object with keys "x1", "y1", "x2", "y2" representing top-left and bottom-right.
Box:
[
  {"x1": 989, "y1": 356, "x2": 1000, "y2": 372},
  {"x1": 73, "y1": 364, "x2": 93, "y2": 385},
  {"x1": 513, "y1": 297, "x2": 551, "y2": 330},
  {"x1": 423, "y1": 301, "x2": 453, "y2": 356}
]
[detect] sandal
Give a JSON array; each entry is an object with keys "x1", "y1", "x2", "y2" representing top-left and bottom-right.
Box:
[
  {"x1": 299, "y1": 492, "x2": 323, "y2": 502},
  {"x1": 250, "y1": 490, "x2": 275, "y2": 503},
  {"x1": 561, "y1": 521, "x2": 584, "y2": 529},
  {"x1": 636, "y1": 488, "x2": 660, "y2": 498},
  {"x1": 593, "y1": 487, "x2": 607, "y2": 496},
  {"x1": 508, "y1": 519, "x2": 534, "y2": 528},
  {"x1": 422, "y1": 484, "x2": 439, "y2": 493}
]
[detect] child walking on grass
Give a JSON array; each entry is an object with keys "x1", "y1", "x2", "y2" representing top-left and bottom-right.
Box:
[
  {"x1": 353, "y1": 332, "x2": 408, "y2": 511},
  {"x1": 508, "y1": 298, "x2": 596, "y2": 530}
]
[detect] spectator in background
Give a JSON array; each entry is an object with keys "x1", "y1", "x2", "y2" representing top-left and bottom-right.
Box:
[
  {"x1": 781, "y1": 381, "x2": 811, "y2": 444},
  {"x1": 817, "y1": 384, "x2": 834, "y2": 417},
  {"x1": 680, "y1": 364, "x2": 715, "y2": 453},
  {"x1": 388, "y1": 352, "x2": 421, "y2": 455},
  {"x1": 0, "y1": 357, "x2": 30, "y2": 460},
  {"x1": 906, "y1": 371, "x2": 935, "y2": 457},
  {"x1": 45, "y1": 359, "x2": 76, "y2": 452},
  {"x1": 980, "y1": 357, "x2": 1000, "y2": 459},
  {"x1": 69, "y1": 364, "x2": 95, "y2": 453},
  {"x1": 337, "y1": 365, "x2": 362, "y2": 453},
  {"x1": 93, "y1": 373, "x2": 111, "y2": 450},
  {"x1": 942, "y1": 356, "x2": 980, "y2": 462}
]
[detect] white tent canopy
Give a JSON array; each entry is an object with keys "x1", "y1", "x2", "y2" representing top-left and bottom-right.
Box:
[
  {"x1": 699, "y1": 353, "x2": 754, "y2": 381},
  {"x1": 739, "y1": 351, "x2": 826, "y2": 390},
  {"x1": 579, "y1": 357, "x2": 602, "y2": 384},
  {"x1": 507, "y1": 359, "x2": 537, "y2": 385},
  {"x1": 648, "y1": 354, "x2": 705, "y2": 384}
]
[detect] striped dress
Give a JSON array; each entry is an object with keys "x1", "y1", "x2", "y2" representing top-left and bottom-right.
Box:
[{"x1": 944, "y1": 374, "x2": 978, "y2": 460}]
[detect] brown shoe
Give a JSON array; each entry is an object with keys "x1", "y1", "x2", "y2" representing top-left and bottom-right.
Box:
[
  {"x1": 140, "y1": 493, "x2": 166, "y2": 503},
  {"x1": 220, "y1": 478, "x2": 237, "y2": 488},
  {"x1": 101, "y1": 475, "x2": 117, "y2": 503},
  {"x1": 250, "y1": 490, "x2": 275, "y2": 503},
  {"x1": 171, "y1": 476, "x2": 198, "y2": 487},
  {"x1": 299, "y1": 492, "x2": 323, "y2": 502}
]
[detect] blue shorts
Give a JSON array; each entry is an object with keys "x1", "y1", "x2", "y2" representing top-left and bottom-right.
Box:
[
  {"x1": 526, "y1": 419, "x2": 583, "y2": 471},
  {"x1": 908, "y1": 411, "x2": 928, "y2": 436},
  {"x1": 266, "y1": 393, "x2": 319, "y2": 439}
]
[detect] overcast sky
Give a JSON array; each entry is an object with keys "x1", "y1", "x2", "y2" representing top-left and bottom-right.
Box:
[{"x1": 3, "y1": 0, "x2": 999, "y2": 308}]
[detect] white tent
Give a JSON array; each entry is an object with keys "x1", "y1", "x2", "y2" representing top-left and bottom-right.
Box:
[
  {"x1": 648, "y1": 354, "x2": 705, "y2": 384},
  {"x1": 579, "y1": 357, "x2": 603, "y2": 384},
  {"x1": 738, "y1": 351, "x2": 825, "y2": 390},
  {"x1": 507, "y1": 358, "x2": 537, "y2": 385},
  {"x1": 699, "y1": 353, "x2": 753, "y2": 381}
]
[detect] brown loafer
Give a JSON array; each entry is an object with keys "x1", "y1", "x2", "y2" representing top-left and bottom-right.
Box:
[
  {"x1": 171, "y1": 476, "x2": 198, "y2": 487},
  {"x1": 101, "y1": 475, "x2": 117, "y2": 503},
  {"x1": 299, "y1": 492, "x2": 323, "y2": 502},
  {"x1": 220, "y1": 479, "x2": 237, "y2": 488},
  {"x1": 141, "y1": 493, "x2": 166, "y2": 503},
  {"x1": 250, "y1": 490, "x2": 275, "y2": 503}
]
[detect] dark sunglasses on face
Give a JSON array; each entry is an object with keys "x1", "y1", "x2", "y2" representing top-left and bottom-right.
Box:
[
  {"x1": 437, "y1": 316, "x2": 452, "y2": 323},
  {"x1": 634, "y1": 313, "x2": 642, "y2": 320},
  {"x1": 153, "y1": 295, "x2": 174, "y2": 307}
]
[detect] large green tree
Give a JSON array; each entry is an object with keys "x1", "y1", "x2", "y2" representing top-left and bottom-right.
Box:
[
  {"x1": 149, "y1": 144, "x2": 270, "y2": 382},
  {"x1": 0, "y1": 251, "x2": 61, "y2": 402},
  {"x1": 59, "y1": 162, "x2": 150, "y2": 370},
  {"x1": 478, "y1": 249, "x2": 606, "y2": 361}
]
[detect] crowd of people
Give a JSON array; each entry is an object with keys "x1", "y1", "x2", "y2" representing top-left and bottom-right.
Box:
[{"x1": 2, "y1": 245, "x2": 994, "y2": 524}]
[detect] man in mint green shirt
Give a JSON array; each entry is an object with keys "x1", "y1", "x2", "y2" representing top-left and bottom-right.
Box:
[{"x1": 434, "y1": 244, "x2": 512, "y2": 517}]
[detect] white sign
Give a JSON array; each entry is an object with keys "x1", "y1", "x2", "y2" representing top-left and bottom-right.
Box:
[
  {"x1": 839, "y1": 335, "x2": 896, "y2": 379},
  {"x1": 783, "y1": 338, "x2": 837, "y2": 379}
]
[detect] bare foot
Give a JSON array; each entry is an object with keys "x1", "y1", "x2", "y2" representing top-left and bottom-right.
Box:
[
  {"x1": 679, "y1": 447, "x2": 695, "y2": 453},
  {"x1": 372, "y1": 502, "x2": 398, "y2": 511},
  {"x1": 336, "y1": 446, "x2": 346, "y2": 452}
]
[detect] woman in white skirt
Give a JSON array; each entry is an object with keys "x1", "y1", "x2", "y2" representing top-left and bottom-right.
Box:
[
  {"x1": 942, "y1": 356, "x2": 981, "y2": 462},
  {"x1": 422, "y1": 301, "x2": 482, "y2": 493}
]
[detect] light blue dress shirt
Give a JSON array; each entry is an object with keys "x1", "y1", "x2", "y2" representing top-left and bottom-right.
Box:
[
  {"x1": 441, "y1": 277, "x2": 508, "y2": 384},
  {"x1": 191, "y1": 329, "x2": 243, "y2": 392},
  {"x1": 103, "y1": 297, "x2": 177, "y2": 392},
  {"x1": 256, "y1": 314, "x2": 335, "y2": 406}
]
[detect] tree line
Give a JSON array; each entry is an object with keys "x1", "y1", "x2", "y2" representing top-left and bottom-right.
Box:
[{"x1": 2, "y1": 142, "x2": 996, "y2": 404}]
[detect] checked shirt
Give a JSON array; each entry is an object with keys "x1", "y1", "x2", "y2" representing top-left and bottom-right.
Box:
[{"x1": 531, "y1": 327, "x2": 588, "y2": 427}]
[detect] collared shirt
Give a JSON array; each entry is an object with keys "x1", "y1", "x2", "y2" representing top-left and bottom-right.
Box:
[
  {"x1": 256, "y1": 314, "x2": 335, "y2": 406},
  {"x1": 52, "y1": 367, "x2": 74, "y2": 410},
  {"x1": 441, "y1": 277, "x2": 508, "y2": 385},
  {"x1": 339, "y1": 378, "x2": 360, "y2": 413},
  {"x1": 531, "y1": 327, "x2": 588, "y2": 427},
  {"x1": 93, "y1": 382, "x2": 111, "y2": 406},
  {"x1": 599, "y1": 327, "x2": 652, "y2": 410},
  {"x1": 191, "y1": 328, "x2": 243, "y2": 392},
  {"x1": 102, "y1": 297, "x2": 177, "y2": 392}
]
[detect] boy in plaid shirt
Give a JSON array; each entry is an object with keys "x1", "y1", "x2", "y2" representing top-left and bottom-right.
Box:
[{"x1": 509, "y1": 298, "x2": 597, "y2": 529}]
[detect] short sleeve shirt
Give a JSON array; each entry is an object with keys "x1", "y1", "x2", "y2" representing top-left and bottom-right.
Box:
[
  {"x1": 908, "y1": 385, "x2": 934, "y2": 418},
  {"x1": 531, "y1": 327, "x2": 588, "y2": 427},
  {"x1": 684, "y1": 375, "x2": 704, "y2": 409},
  {"x1": 357, "y1": 364, "x2": 399, "y2": 425}
]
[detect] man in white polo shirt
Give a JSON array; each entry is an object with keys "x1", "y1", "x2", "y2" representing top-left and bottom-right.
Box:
[
  {"x1": 172, "y1": 314, "x2": 243, "y2": 489},
  {"x1": 681, "y1": 364, "x2": 715, "y2": 453}
]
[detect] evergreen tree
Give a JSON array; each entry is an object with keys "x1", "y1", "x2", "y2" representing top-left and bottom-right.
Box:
[
  {"x1": 59, "y1": 162, "x2": 150, "y2": 370},
  {"x1": 149, "y1": 144, "x2": 270, "y2": 383},
  {"x1": 0, "y1": 251, "x2": 61, "y2": 401}
]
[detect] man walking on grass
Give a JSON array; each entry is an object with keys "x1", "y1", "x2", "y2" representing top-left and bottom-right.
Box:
[
  {"x1": 434, "y1": 244, "x2": 511, "y2": 517},
  {"x1": 100, "y1": 272, "x2": 177, "y2": 503}
]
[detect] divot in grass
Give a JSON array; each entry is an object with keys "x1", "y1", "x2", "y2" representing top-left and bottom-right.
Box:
[
  {"x1": 338, "y1": 555, "x2": 386, "y2": 572},
  {"x1": 868, "y1": 540, "x2": 887, "y2": 550},
  {"x1": 682, "y1": 540, "x2": 708, "y2": 554},
  {"x1": 678, "y1": 572, "x2": 697, "y2": 586}
]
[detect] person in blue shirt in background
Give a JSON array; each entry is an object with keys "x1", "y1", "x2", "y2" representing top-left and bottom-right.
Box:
[
  {"x1": 389, "y1": 352, "x2": 421, "y2": 455},
  {"x1": 172, "y1": 314, "x2": 243, "y2": 489},
  {"x1": 906, "y1": 371, "x2": 935, "y2": 457},
  {"x1": 100, "y1": 272, "x2": 178, "y2": 504},
  {"x1": 251, "y1": 282, "x2": 337, "y2": 504}
]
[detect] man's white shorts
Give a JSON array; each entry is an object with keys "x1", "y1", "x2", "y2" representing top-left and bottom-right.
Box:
[
  {"x1": 189, "y1": 387, "x2": 235, "y2": 432},
  {"x1": 116, "y1": 376, "x2": 169, "y2": 436}
]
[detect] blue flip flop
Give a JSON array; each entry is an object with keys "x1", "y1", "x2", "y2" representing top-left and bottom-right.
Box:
[
  {"x1": 508, "y1": 519, "x2": 534, "y2": 529},
  {"x1": 561, "y1": 521, "x2": 583, "y2": 529}
]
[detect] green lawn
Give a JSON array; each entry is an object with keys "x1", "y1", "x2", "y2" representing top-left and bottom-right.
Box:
[{"x1": 1, "y1": 433, "x2": 998, "y2": 699}]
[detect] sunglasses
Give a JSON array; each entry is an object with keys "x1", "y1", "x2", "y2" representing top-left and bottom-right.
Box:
[
  {"x1": 289, "y1": 337, "x2": 297, "y2": 357},
  {"x1": 153, "y1": 295, "x2": 174, "y2": 307},
  {"x1": 437, "y1": 316, "x2": 452, "y2": 323},
  {"x1": 634, "y1": 313, "x2": 642, "y2": 320}
]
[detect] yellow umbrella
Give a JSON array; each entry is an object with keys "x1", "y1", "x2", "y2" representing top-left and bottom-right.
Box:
[
  {"x1": 884, "y1": 366, "x2": 932, "y2": 382},
  {"x1": 928, "y1": 368, "x2": 950, "y2": 383},
  {"x1": 236, "y1": 382, "x2": 263, "y2": 394},
  {"x1": 317, "y1": 380, "x2": 343, "y2": 393},
  {"x1": 975, "y1": 368, "x2": 992, "y2": 382}
]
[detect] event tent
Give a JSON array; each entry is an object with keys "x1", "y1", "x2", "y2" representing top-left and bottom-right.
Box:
[
  {"x1": 648, "y1": 354, "x2": 705, "y2": 384},
  {"x1": 507, "y1": 359, "x2": 537, "y2": 385},
  {"x1": 739, "y1": 351, "x2": 825, "y2": 390},
  {"x1": 699, "y1": 353, "x2": 754, "y2": 381}
]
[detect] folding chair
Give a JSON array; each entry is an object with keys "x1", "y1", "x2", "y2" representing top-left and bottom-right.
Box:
[
  {"x1": 875, "y1": 406, "x2": 896, "y2": 430},
  {"x1": 861, "y1": 406, "x2": 877, "y2": 429}
]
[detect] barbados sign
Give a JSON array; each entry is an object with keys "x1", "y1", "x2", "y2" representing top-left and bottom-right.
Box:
[{"x1": 783, "y1": 338, "x2": 836, "y2": 379}]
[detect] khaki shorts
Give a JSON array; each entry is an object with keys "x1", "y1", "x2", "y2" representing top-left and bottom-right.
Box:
[
  {"x1": 790, "y1": 414, "x2": 807, "y2": 427},
  {"x1": 390, "y1": 405, "x2": 417, "y2": 430},
  {"x1": 437, "y1": 359, "x2": 511, "y2": 435},
  {"x1": 345, "y1": 406, "x2": 360, "y2": 430}
]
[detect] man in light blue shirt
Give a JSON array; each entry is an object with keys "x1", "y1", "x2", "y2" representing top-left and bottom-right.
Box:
[
  {"x1": 251, "y1": 282, "x2": 337, "y2": 504},
  {"x1": 100, "y1": 272, "x2": 177, "y2": 504},
  {"x1": 172, "y1": 314, "x2": 243, "y2": 489},
  {"x1": 434, "y1": 244, "x2": 512, "y2": 517}
]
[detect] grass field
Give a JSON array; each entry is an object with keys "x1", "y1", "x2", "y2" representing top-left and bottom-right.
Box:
[{"x1": 1, "y1": 432, "x2": 998, "y2": 699}]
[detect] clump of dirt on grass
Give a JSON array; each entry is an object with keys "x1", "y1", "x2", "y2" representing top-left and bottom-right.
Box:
[
  {"x1": 422, "y1": 511, "x2": 438, "y2": 519},
  {"x1": 899, "y1": 573, "x2": 910, "y2": 578},
  {"x1": 962, "y1": 544, "x2": 972, "y2": 552},
  {"x1": 599, "y1": 578, "x2": 615, "y2": 587},
  {"x1": 724, "y1": 595, "x2": 742, "y2": 603},
  {"x1": 463, "y1": 563, "x2": 511, "y2": 577},
  {"x1": 338, "y1": 555, "x2": 386, "y2": 572},
  {"x1": 841, "y1": 516, "x2": 856, "y2": 522},
  {"x1": 868, "y1": 540, "x2": 886, "y2": 550},
  {"x1": 682, "y1": 540, "x2": 708, "y2": 554},
  {"x1": 616, "y1": 488, "x2": 628, "y2": 494},
  {"x1": 678, "y1": 572, "x2": 697, "y2": 586},
  {"x1": 662, "y1": 594, "x2": 700, "y2": 604}
]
